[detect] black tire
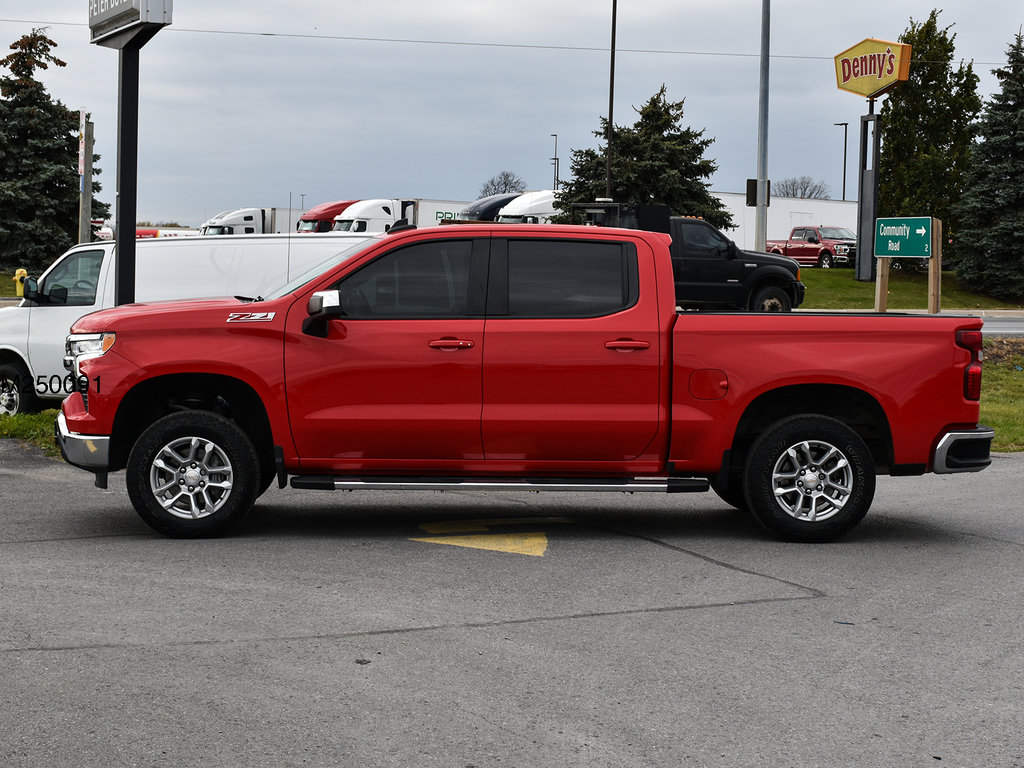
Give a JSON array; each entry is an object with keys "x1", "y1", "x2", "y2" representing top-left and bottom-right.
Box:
[
  {"x1": 0, "y1": 360, "x2": 41, "y2": 416},
  {"x1": 126, "y1": 411, "x2": 260, "y2": 538},
  {"x1": 751, "y1": 286, "x2": 792, "y2": 313},
  {"x1": 742, "y1": 415, "x2": 875, "y2": 542},
  {"x1": 818, "y1": 253, "x2": 833, "y2": 269}
]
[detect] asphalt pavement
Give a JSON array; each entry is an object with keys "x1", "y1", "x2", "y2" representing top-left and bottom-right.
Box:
[{"x1": 1, "y1": 440, "x2": 1022, "y2": 767}]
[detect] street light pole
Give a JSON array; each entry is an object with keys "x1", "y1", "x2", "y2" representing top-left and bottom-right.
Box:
[
  {"x1": 605, "y1": 0, "x2": 617, "y2": 200},
  {"x1": 834, "y1": 121, "x2": 849, "y2": 201},
  {"x1": 550, "y1": 134, "x2": 559, "y2": 191}
]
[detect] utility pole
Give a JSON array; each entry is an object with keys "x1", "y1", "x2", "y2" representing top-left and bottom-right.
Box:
[
  {"x1": 834, "y1": 121, "x2": 849, "y2": 201},
  {"x1": 605, "y1": 0, "x2": 617, "y2": 200},
  {"x1": 77, "y1": 111, "x2": 94, "y2": 243},
  {"x1": 754, "y1": 0, "x2": 771, "y2": 252}
]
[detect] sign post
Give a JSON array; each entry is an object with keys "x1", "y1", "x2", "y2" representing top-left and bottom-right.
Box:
[
  {"x1": 88, "y1": 1, "x2": 172, "y2": 305},
  {"x1": 834, "y1": 39, "x2": 912, "y2": 282},
  {"x1": 873, "y1": 216, "x2": 942, "y2": 313}
]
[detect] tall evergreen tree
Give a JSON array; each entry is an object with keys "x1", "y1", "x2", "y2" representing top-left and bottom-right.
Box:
[
  {"x1": 556, "y1": 85, "x2": 732, "y2": 230},
  {"x1": 955, "y1": 33, "x2": 1024, "y2": 301},
  {"x1": 0, "y1": 29, "x2": 108, "y2": 273},
  {"x1": 878, "y1": 10, "x2": 981, "y2": 263}
]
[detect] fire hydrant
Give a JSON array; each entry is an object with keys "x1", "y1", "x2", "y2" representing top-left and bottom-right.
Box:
[{"x1": 13, "y1": 268, "x2": 27, "y2": 297}]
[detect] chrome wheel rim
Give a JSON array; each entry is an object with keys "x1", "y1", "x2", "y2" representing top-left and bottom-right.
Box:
[
  {"x1": 0, "y1": 376, "x2": 18, "y2": 416},
  {"x1": 770, "y1": 439, "x2": 853, "y2": 522},
  {"x1": 149, "y1": 436, "x2": 234, "y2": 520}
]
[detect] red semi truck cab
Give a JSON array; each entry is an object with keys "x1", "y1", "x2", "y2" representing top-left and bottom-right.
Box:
[{"x1": 56, "y1": 224, "x2": 992, "y2": 542}]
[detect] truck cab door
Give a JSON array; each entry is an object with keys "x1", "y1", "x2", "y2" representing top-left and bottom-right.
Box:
[
  {"x1": 285, "y1": 237, "x2": 488, "y2": 467},
  {"x1": 673, "y1": 221, "x2": 747, "y2": 306},
  {"x1": 25, "y1": 247, "x2": 109, "y2": 400},
  {"x1": 481, "y1": 236, "x2": 663, "y2": 465}
]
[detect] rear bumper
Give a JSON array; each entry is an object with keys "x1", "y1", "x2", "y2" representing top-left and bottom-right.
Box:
[
  {"x1": 933, "y1": 426, "x2": 994, "y2": 474},
  {"x1": 55, "y1": 411, "x2": 110, "y2": 472}
]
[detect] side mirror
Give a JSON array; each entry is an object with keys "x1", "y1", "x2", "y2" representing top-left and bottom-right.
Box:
[
  {"x1": 807, "y1": 234, "x2": 819, "y2": 244},
  {"x1": 303, "y1": 290, "x2": 344, "y2": 337},
  {"x1": 21, "y1": 276, "x2": 39, "y2": 302}
]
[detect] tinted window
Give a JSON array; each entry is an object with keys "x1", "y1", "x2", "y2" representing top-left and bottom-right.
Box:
[
  {"x1": 337, "y1": 240, "x2": 473, "y2": 318},
  {"x1": 682, "y1": 222, "x2": 731, "y2": 259},
  {"x1": 506, "y1": 240, "x2": 636, "y2": 317}
]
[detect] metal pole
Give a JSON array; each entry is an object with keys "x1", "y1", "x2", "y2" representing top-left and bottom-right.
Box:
[
  {"x1": 550, "y1": 134, "x2": 559, "y2": 191},
  {"x1": 754, "y1": 0, "x2": 770, "y2": 252},
  {"x1": 605, "y1": 0, "x2": 617, "y2": 200},
  {"x1": 114, "y1": 44, "x2": 140, "y2": 306},
  {"x1": 834, "y1": 121, "x2": 848, "y2": 201},
  {"x1": 78, "y1": 119, "x2": 94, "y2": 243}
]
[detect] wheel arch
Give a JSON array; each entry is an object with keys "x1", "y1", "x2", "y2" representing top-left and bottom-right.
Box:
[
  {"x1": 715, "y1": 384, "x2": 894, "y2": 491},
  {"x1": 110, "y1": 373, "x2": 274, "y2": 475}
]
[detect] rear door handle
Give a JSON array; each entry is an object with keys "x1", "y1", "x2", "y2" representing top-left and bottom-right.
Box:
[
  {"x1": 605, "y1": 339, "x2": 651, "y2": 351},
  {"x1": 429, "y1": 338, "x2": 475, "y2": 351}
]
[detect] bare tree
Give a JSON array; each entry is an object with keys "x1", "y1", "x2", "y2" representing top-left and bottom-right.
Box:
[
  {"x1": 773, "y1": 176, "x2": 831, "y2": 199},
  {"x1": 479, "y1": 171, "x2": 526, "y2": 197}
]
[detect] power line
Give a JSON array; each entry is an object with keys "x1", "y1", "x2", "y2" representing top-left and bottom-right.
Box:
[{"x1": 0, "y1": 17, "x2": 1003, "y2": 66}]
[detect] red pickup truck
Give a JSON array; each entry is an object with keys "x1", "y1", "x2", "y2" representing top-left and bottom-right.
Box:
[
  {"x1": 767, "y1": 226, "x2": 857, "y2": 268},
  {"x1": 56, "y1": 224, "x2": 992, "y2": 542}
]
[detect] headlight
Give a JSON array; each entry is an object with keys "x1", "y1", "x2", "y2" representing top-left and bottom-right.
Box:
[{"x1": 64, "y1": 332, "x2": 116, "y2": 375}]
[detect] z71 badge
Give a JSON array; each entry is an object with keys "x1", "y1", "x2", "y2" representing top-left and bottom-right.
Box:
[{"x1": 227, "y1": 312, "x2": 276, "y2": 323}]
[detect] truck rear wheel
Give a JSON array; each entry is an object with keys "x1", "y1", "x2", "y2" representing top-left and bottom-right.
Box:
[
  {"x1": 0, "y1": 361, "x2": 41, "y2": 416},
  {"x1": 742, "y1": 415, "x2": 874, "y2": 542},
  {"x1": 126, "y1": 411, "x2": 260, "y2": 538},
  {"x1": 751, "y1": 286, "x2": 792, "y2": 312}
]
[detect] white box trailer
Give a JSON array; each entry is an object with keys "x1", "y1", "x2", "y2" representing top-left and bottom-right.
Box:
[
  {"x1": 331, "y1": 199, "x2": 468, "y2": 233},
  {"x1": 0, "y1": 233, "x2": 372, "y2": 414}
]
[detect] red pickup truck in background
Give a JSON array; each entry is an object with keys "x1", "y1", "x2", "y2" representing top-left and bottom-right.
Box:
[
  {"x1": 767, "y1": 226, "x2": 857, "y2": 268},
  {"x1": 56, "y1": 224, "x2": 992, "y2": 543}
]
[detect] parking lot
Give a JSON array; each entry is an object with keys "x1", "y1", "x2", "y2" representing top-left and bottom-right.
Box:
[{"x1": 2, "y1": 440, "x2": 1022, "y2": 767}]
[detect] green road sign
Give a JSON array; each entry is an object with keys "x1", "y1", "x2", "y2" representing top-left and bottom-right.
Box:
[{"x1": 874, "y1": 216, "x2": 932, "y2": 258}]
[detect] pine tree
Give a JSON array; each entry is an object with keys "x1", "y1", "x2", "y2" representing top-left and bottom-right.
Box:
[
  {"x1": 955, "y1": 33, "x2": 1024, "y2": 301},
  {"x1": 878, "y1": 10, "x2": 981, "y2": 264},
  {"x1": 555, "y1": 85, "x2": 733, "y2": 230},
  {"x1": 0, "y1": 29, "x2": 108, "y2": 274}
]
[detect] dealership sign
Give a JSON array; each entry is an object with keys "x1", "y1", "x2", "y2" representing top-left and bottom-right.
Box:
[
  {"x1": 89, "y1": 0, "x2": 172, "y2": 48},
  {"x1": 835, "y1": 39, "x2": 912, "y2": 98}
]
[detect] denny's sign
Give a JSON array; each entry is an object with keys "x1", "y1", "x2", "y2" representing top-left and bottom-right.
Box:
[{"x1": 835, "y1": 39, "x2": 912, "y2": 98}]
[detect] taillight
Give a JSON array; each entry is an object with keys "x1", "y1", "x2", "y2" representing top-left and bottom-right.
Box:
[{"x1": 956, "y1": 329, "x2": 983, "y2": 401}]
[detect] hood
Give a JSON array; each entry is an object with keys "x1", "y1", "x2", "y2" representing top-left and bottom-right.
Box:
[{"x1": 69, "y1": 295, "x2": 271, "y2": 333}]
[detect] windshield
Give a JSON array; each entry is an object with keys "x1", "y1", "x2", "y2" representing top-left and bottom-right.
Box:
[
  {"x1": 497, "y1": 215, "x2": 526, "y2": 224},
  {"x1": 201, "y1": 225, "x2": 232, "y2": 236},
  {"x1": 296, "y1": 220, "x2": 320, "y2": 233},
  {"x1": 820, "y1": 227, "x2": 856, "y2": 240},
  {"x1": 261, "y1": 236, "x2": 379, "y2": 299}
]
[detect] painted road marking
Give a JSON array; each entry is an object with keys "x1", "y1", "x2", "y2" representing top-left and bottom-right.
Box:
[{"x1": 411, "y1": 517, "x2": 574, "y2": 556}]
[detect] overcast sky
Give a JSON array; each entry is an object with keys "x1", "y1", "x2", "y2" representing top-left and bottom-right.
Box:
[{"x1": 2, "y1": 2, "x2": 1020, "y2": 227}]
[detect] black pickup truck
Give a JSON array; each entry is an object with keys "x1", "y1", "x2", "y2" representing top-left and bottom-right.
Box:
[{"x1": 669, "y1": 217, "x2": 804, "y2": 312}]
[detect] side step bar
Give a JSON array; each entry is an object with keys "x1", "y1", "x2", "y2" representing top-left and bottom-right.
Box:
[{"x1": 290, "y1": 476, "x2": 710, "y2": 494}]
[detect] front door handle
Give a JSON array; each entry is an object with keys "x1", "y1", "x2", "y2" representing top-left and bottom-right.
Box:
[
  {"x1": 605, "y1": 339, "x2": 651, "y2": 351},
  {"x1": 429, "y1": 338, "x2": 475, "y2": 351}
]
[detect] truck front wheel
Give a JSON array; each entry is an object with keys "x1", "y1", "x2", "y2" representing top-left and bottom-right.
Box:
[
  {"x1": 0, "y1": 361, "x2": 41, "y2": 416},
  {"x1": 818, "y1": 253, "x2": 833, "y2": 268},
  {"x1": 751, "y1": 286, "x2": 792, "y2": 312},
  {"x1": 742, "y1": 415, "x2": 875, "y2": 542},
  {"x1": 126, "y1": 411, "x2": 260, "y2": 538}
]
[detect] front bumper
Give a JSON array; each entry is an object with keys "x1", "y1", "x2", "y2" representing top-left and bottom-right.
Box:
[
  {"x1": 933, "y1": 426, "x2": 994, "y2": 474},
  {"x1": 55, "y1": 411, "x2": 110, "y2": 473}
]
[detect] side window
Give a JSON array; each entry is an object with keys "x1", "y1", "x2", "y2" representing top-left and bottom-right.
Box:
[
  {"x1": 337, "y1": 240, "x2": 473, "y2": 318},
  {"x1": 38, "y1": 249, "x2": 104, "y2": 307},
  {"x1": 792, "y1": 229, "x2": 806, "y2": 241},
  {"x1": 505, "y1": 240, "x2": 637, "y2": 317},
  {"x1": 682, "y1": 223, "x2": 731, "y2": 260}
]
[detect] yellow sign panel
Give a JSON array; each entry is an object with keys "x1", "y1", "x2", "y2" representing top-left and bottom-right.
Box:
[{"x1": 835, "y1": 39, "x2": 912, "y2": 98}]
